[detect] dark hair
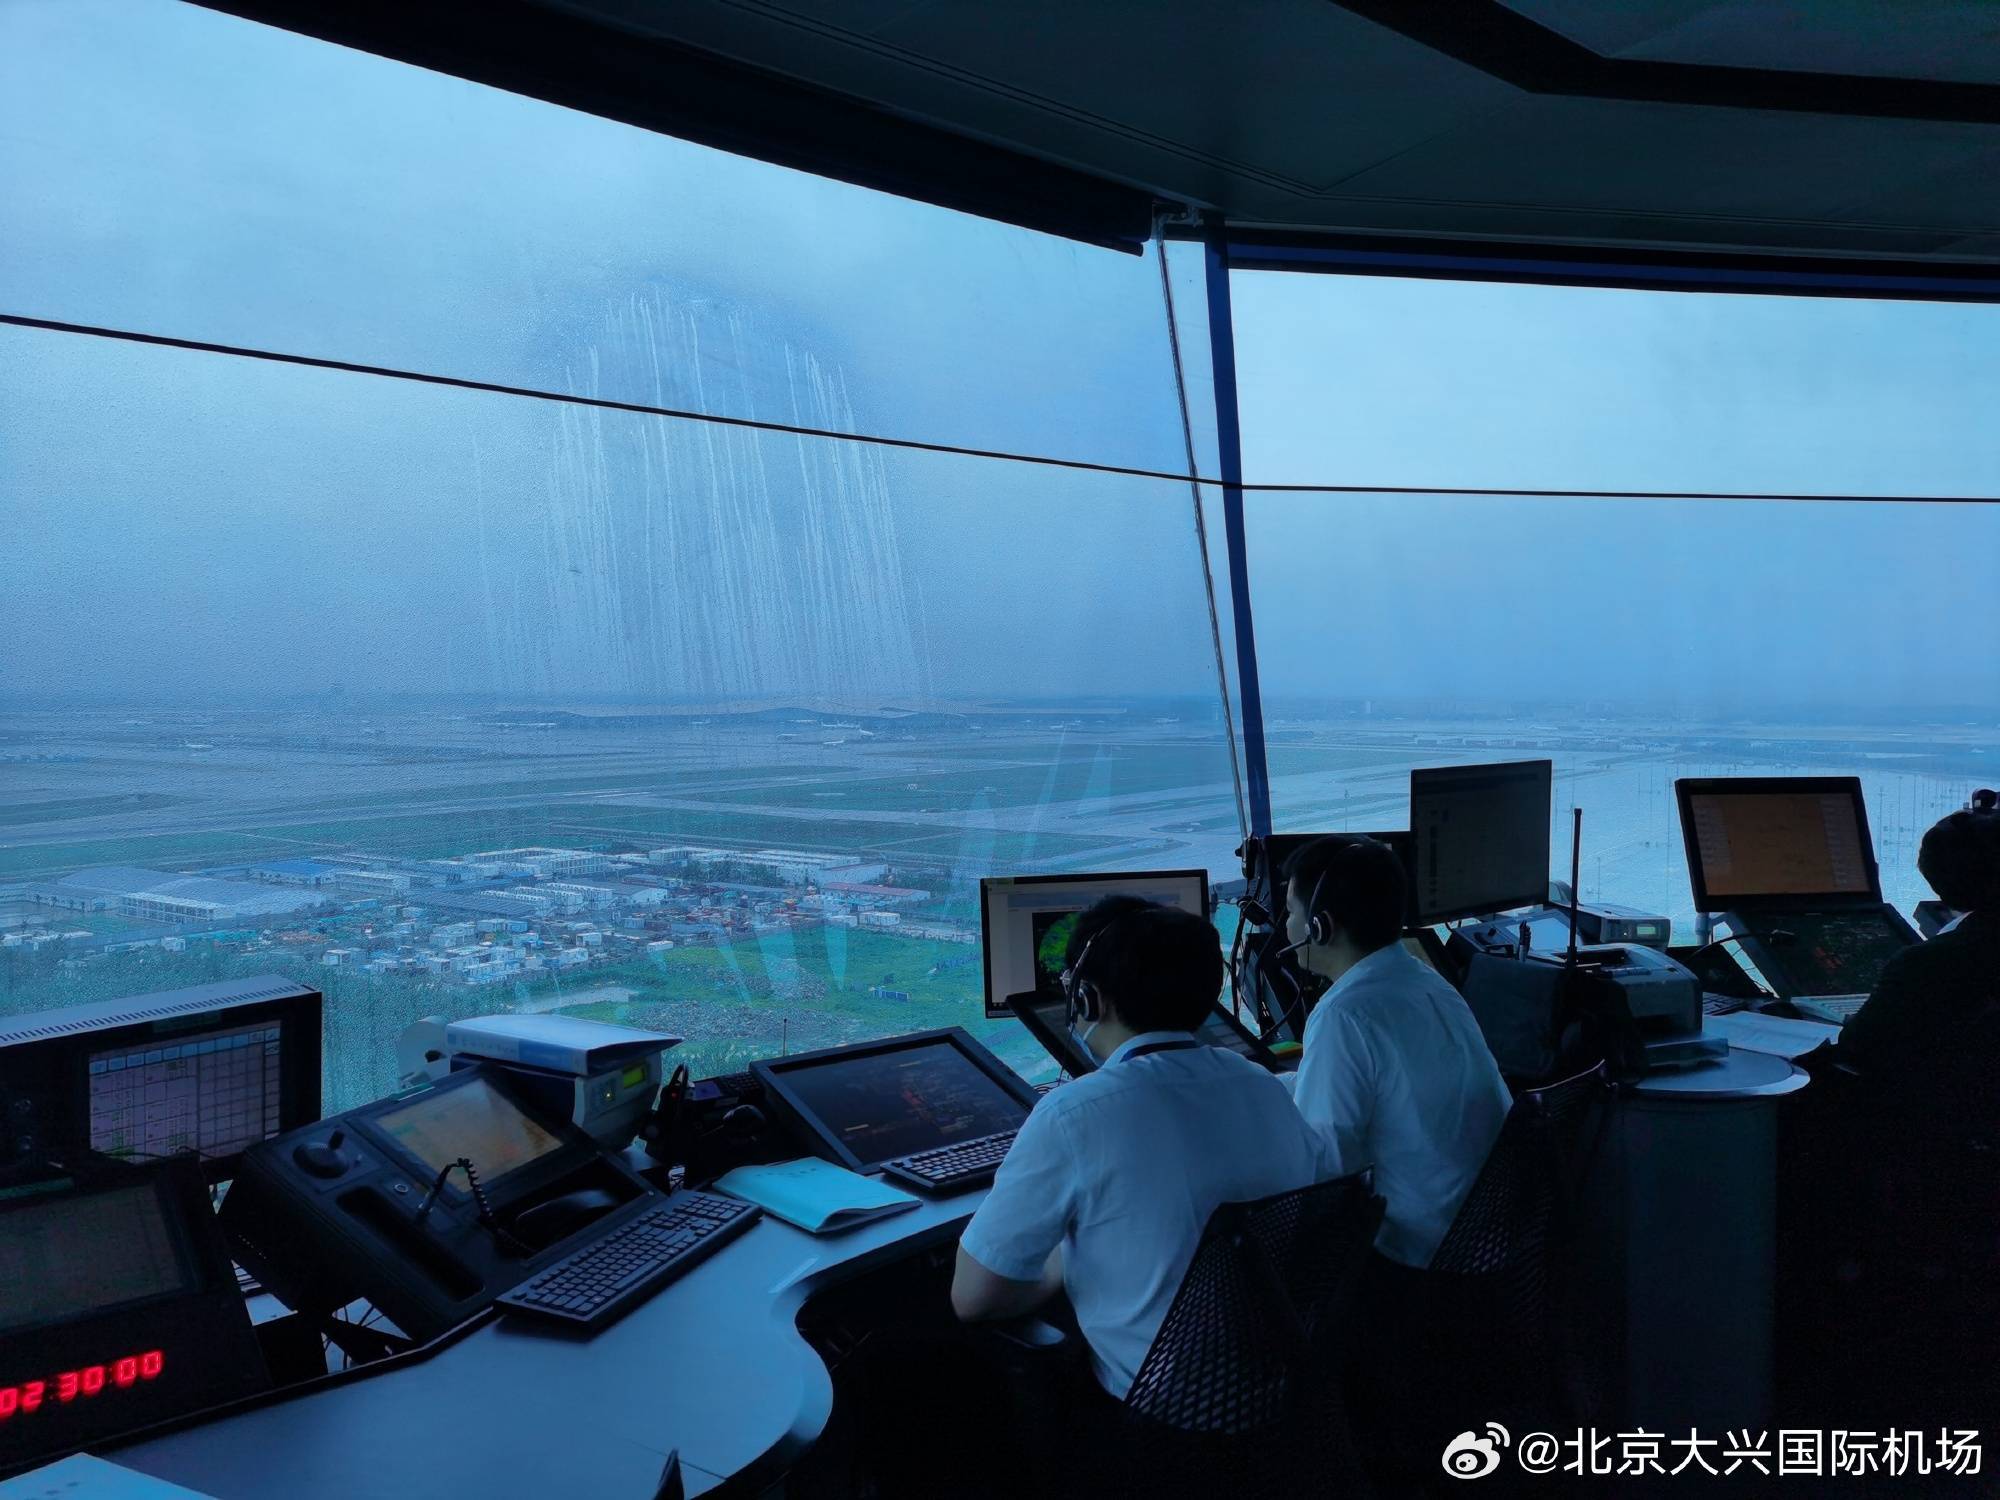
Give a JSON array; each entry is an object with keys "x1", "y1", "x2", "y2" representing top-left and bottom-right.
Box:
[
  {"x1": 1064, "y1": 896, "x2": 1222, "y2": 1032},
  {"x1": 1281, "y1": 835, "x2": 1406, "y2": 952},
  {"x1": 1918, "y1": 797, "x2": 2000, "y2": 911}
]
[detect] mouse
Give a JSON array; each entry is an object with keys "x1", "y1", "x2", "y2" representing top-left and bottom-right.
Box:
[{"x1": 512, "y1": 1187, "x2": 619, "y2": 1248}]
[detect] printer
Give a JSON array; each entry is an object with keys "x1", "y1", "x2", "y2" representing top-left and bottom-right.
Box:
[
  {"x1": 1454, "y1": 923, "x2": 1709, "y2": 1079},
  {"x1": 397, "y1": 1012, "x2": 679, "y2": 1148}
]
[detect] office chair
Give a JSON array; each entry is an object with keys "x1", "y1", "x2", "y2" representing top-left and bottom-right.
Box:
[
  {"x1": 1823, "y1": 1013, "x2": 2000, "y2": 1421},
  {"x1": 1390, "y1": 1063, "x2": 1617, "y2": 1474},
  {"x1": 974, "y1": 1171, "x2": 1383, "y2": 1500},
  {"x1": 1116, "y1": 1170, "x2": 1386, "y2": 1498}
]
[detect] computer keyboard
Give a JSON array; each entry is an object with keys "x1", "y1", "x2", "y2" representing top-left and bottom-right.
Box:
[
  {"x1": 879, "y1": 1130, "x2": 1017, "y2": 1193},
  {"x1": 1702, "y1": 992, "x2": 1751, "y2": 1016},
  {"x1": 1790, "y1": 994, "x2": 1870, "y2": 1025},
  {"x1": 498, "y1": 1190, "x2": 761, "y2": 1329}
]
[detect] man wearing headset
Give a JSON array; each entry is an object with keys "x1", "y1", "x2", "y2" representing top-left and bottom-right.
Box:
[
  {"x1": 1282, "y1": 835, "x2": 1511, "y2": 1269},
  {"x1": 951, "y1": 896, "x2": 1334, "y2": 1399},
  {"x1": 1842, "y1": 790, "x2": 2000, "y2": 1092}
]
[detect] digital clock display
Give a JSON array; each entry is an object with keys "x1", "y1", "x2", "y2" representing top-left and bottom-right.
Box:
[{"x1": 0, "y1": 1350, "x2": 164, "y2": 1420}]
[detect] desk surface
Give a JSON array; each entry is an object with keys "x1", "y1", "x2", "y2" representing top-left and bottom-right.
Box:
[
  {"x1": 112, "y1": 1189, "x2": 986, "y2": 1500},
  {"x1": 109, "y1": 1046, "x2": 1801, "y2": 1499},
  {"x1": 1631, "y1": 1045, "x2": 1809, "y2": 1100}
]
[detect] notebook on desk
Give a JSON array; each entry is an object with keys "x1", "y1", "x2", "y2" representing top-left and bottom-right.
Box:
[
  {"x1": 1706, "y1": 1010, "x2": 1841, "y2": 1060},
  {"x1": 715, "y1": 1157, "x2": 920, "y2": 1235}
]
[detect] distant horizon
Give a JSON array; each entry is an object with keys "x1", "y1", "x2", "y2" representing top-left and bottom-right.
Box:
[{"x1": 1, "y1": 690, "x2": 1995, "y2": 726}]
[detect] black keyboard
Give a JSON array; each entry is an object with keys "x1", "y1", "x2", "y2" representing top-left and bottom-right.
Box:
[
  {"x1": 498, "y1": 1190, "x2": 761, "y2": 1329},
  {"x1": 879, "y1": 1129, "x2": 1017, "y2": 1193}
]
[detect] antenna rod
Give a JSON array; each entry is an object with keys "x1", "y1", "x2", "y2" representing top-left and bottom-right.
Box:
[{"x1": 1567, "y1": 806, "x2": 1583, "y2": 965}]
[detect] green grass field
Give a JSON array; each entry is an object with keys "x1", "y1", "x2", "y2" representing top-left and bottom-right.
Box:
[
  {"x1": 519, "y1": 926, "x2": 1050, "y2": 1084},
  {"x1": 0, "y1": 793, "x2": 186, "y2": 828},
  {"x1": 0, "y1": 829, "x2": 350, "y2": 879},
  {"x1": 1, "y1": 921, "x2": 1057, "y2": 1112},
  {"x1": 293, "y1": 763, "x2": 805, "y2": 814},
  {"x1": 0, "y1": 801, "x2": 1127, "y2": 883}
]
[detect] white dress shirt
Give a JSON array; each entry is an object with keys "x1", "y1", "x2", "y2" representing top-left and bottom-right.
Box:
[
  {"x1": 959, "y1": 1030, "x2": 1336, "y2": 1398},
  {"x1": 1292, "y1": 942, "x2": 1511, "y2": 1267}
]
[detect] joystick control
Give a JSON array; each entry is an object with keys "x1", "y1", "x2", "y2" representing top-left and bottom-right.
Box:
[{"x1": 293, "y1": 1127, "x2": 352, "y2": 1179}]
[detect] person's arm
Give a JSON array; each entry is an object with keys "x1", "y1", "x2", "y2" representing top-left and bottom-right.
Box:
[
  {"x1": 951, "y1": 1106, "x2": 1075, "y2": 1322},
  {"x1": 1840, "y1": 947, "x2": 1921, "y2": 1073},
  {"x1": 1290, "y1": 1006, "x2": 1377, "y2": 1177},
  {"x1": 951, "y1": 1245, "x2": 1063, "y2": 1321}
]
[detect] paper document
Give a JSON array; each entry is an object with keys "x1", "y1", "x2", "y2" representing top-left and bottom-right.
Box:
[
  {"x1": 1707, "y1": 1011, "x2": 1841, "y2": 1060},
  {"x1": 716, "y1": 1157, "x2": 919, "y2": 1234}
]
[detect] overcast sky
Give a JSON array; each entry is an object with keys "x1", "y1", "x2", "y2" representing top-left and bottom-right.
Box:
[{"x1": 4, "y1": 0, "x2": 1996, "y2": 713}]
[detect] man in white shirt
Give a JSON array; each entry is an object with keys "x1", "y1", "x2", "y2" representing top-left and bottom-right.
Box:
[
  {"x1": 952, "y1": 898, "x2": 1335, "y2": 1398},
  {"x1": 1283, "y1": 835, "x2": 1511, "y2": 1268}
]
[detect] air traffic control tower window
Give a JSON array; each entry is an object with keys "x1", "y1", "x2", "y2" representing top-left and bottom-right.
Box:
[
  {"x1": 0, "y1": 0, "x2": 1241, "y2": 1104},
  {"x1": 1230, "y1": 268, "x2": 2000, "y2": 939}
]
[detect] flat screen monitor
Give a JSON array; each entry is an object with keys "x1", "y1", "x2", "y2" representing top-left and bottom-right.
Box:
[
  {"x1": 1007, "y1": 991, "x2": 1281, "y2": 1077},
  {"x1": 1676, "y1": 776, "x2": 1882, "y2": 912},
  {"x1": 0, "y1": 977, "x2": 322, "y2": 1183},
  {"x1": 1247, "y1": 831, "x2": 1418, "y2": 927},
  {"x1": 980, "y1": 869, "x2": 1209, "y2": 1018},
  {"x1": 753, "y1": 1029, "x2": 1037, "y2": 1174},
  {"x1": 0, "y1": 1180, "x2": 193, "y2": 1339},
  {"x1": 0, "y1": 1157, "x2": 269, "y2": 1473},
  {"x1": 373, "y1": 1074, "x2": 566, "y2": 1185},
  {"x1": 1410, "y1": 761, "x2": 1553, "y2": 923},
  {"x1": 1734, "y1": 908, "x2": 1916, "y2": 998}
]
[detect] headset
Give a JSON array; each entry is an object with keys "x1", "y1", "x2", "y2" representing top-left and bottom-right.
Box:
[
  {"x1": 1062, "y1": 909, "x2": 1147, "y2": 1032},
  {"x1": 1287, "y1": 839, "x2": 1377, "y2": 955}
]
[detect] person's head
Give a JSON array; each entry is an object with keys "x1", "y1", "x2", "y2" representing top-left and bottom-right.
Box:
[
  {"x1": 1281, "y1": 835, "x2": 1407, "y2": 983},
  {"x1": 1061, "y1": 897, "x2": 1224, "y2": 1058},
  {"x1": 1918, "y1": 791, "x2": 2000, "y2": 913}
]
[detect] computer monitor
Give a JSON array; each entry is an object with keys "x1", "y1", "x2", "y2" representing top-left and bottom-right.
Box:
[
  {"x1": 1410, "y1": 760, "x2": 1553, "y2": 923},
  {"x1": 980, "y1": 869, "x2": 1209, "y2": 1018},
  {"x1": 372, "y1": 1074, "x2": 567, "y2": 1186},
  {"x1": 1676, "y1": 776, "x2": 1883, "y2": 913},
  {"x1": 0, "y1": 1157, "x2": 269, "y2": 1472},
  {"x1": 1244, "y1": 831, "x2": 1418, "y2": 926},
  {"x1": 753, "y1": 1029, "x2": 1038, "y2": 1175},
  {"x1": 1006, "y1": 991, "x2": 1283, "y2": 1078},
  {"x1": 1735, "y1": 908, "x2": 1916, "y2": 999},
  {"x1": 0, "y1": 977, "x2": 322, "y2": 1183}
]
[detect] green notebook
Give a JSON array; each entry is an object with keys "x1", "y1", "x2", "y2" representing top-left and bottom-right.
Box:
[{"x1": 715, "y1": 1157, "x2": 920, "y2": 1234}]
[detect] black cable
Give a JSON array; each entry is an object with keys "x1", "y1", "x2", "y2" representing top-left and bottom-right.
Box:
[
  {"x1": 415, "y1": 1156, "x2": 496, "y2": 1228},
  {"x1": 5, "y1": 310, "x2": 1998, "y2": 507}
]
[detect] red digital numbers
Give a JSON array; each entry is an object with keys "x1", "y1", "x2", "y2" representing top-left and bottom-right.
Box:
[{"x1": 0, "y1": 1352, "x2": 161, "y2": 1422}]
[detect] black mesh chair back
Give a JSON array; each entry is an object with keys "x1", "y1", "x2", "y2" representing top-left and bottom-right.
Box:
[
  {"x1": 1423, "y1": 1062, "x2": 1614, "y2": 1424},
  {"x1": 1110, "y1": 1172, "x2": 1384, "y2": 1498},
  {"x1": 1431, "y1": 1060, "x2": 1611, "y2": 1277}
]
